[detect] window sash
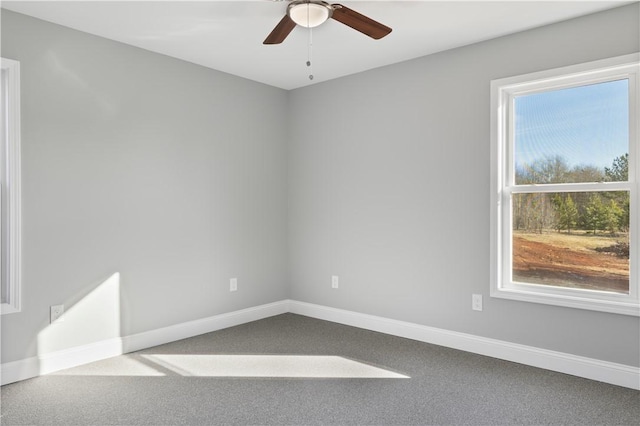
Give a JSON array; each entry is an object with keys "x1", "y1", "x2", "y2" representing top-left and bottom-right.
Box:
[
  {"x1": 505, "y1": 182, "x2": 633, "y2": 194},
  {"x1": 501, "y1": 191, "x2": 635, "y2": 301},
  {"x1": 505, "y1": 74, "x2": 637, "y2": 188}
]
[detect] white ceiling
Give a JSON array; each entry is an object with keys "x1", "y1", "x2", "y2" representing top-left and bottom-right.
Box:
[{"x1": 2, "y1": 1, "x2": 634, "y2": 90}]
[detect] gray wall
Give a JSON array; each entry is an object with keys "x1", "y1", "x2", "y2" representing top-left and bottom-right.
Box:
[
  {"x1": 1, "y1": 10, "x2": 289, "y2": 363},
  {"x1": 288, "y1": 3, "x2": 640, "y2": 366},
  {"x1": 2, "y1": 4, "x2": 639, "y2": 369}
]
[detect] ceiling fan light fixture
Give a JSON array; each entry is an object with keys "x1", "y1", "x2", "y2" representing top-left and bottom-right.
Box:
[{"x1": 288, "y1": 1, "x2": 332, "y2": 28}]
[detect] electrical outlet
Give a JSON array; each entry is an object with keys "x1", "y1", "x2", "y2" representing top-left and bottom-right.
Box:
[
  {"x1": 331, "y1": 275, "x2": 339, "y2": 289},
  {"x1": 50, "y1": 304, "x2": 65, "y2": 323},
  {"x1": 230, "y1": 278, "x2": 238, "y2": 292},
  {"x1": 472, "y1": 294, "x2": 483, "y2": 311}
]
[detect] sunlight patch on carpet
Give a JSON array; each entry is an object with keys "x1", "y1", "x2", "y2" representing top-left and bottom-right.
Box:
[{"x1": 141, "y1": 354, "x2": 409, "y2": 378}]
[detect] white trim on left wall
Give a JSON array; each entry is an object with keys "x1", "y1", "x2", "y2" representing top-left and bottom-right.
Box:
[{"x1": 0, "y1": 57, "x2": 22, "y2": 316}]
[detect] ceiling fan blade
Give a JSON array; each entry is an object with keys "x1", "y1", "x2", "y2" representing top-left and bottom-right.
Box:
[
  {"x1": 263, "y1": 15, "x2": 297, "y2": 45},
  {"x1": 331, "y1": 4, "x2": 392, "y2": 40}
]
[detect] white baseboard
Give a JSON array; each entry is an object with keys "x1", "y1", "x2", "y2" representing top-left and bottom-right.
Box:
[
  {"x1": 3, "y1": 299, "x2": 638, "y2": 390},
  {"x1": 1, "y1": 356, "x2": 41, "y2": 386},
  {"x1": 288, "y1": 300, "x2": 640, "y2": 390},
  {"x1": 122, "y1": 300, "x2": 289, "y2": 353},
  {"x1": 0, "y1": 300, "x2": 289, "y2": 385}
]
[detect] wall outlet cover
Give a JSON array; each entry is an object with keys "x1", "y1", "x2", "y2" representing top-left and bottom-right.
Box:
[
  {"x1": 50, "y1": 304, "x2": 65, "y2": 323},
  {"x1": 472, "y1": 294, "x2": 483, "y2": 311}
]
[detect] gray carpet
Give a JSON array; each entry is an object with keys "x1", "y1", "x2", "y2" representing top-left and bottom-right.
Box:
[{"x1": 1, "y1": 313, "x2": 639, "y2": 425}]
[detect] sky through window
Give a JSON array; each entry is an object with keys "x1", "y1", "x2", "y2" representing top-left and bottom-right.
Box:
[{"x1": 514, "y1": 79, "x2": 629, "y2": 171}]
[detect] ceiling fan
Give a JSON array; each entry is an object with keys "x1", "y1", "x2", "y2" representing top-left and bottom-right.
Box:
[{"x1": 264, "y1": 0, "x2": 392, "y2": 45}]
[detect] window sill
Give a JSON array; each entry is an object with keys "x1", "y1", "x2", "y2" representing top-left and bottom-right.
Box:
[{"x1": 491, "y1": 285, "x2": 640, "y2": 316}]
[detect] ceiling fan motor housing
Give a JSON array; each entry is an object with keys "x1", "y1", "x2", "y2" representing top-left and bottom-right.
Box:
[{"x1": 287, "y1": 1, "x2": 334, "y2": 28}]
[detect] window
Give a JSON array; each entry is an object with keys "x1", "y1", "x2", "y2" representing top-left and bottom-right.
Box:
[
  {"x1": 1, "y1": 57, "x2": 21, "y2": 314},
  {"x1": 490, "y1": 54, "x2": 639, "y2": 316}
]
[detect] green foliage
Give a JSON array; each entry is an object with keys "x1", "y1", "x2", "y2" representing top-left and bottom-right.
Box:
[
  {"x1": 604, "y1": 153, "x2": 628, "y2": 182},
  {"x1": 580, "y1": 194, "x2": 624, "y2": 235},
  {"x1": 604, "y1": 199, "x2": 623, "y2": 234},
  {"x1": 514, "y1": 154, "x2": 629, "y2": 234},
  {"x1": 617, "y1": 196, "x2": 630, "y2": 232},
  {"x1": 553, "y1": 194, "x2": 578, "y2": 234},
  {"x1": 583, "y1": 194, "x2": 605, "y2": 234}
]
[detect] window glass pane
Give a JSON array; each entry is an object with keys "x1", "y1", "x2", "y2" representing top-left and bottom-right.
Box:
[
  {"x1": 512, "y1": 191, "x2": 629, "y2": 294},
  {"x1": 514, "y1": 79, "x2": 629, "y2": 184}
]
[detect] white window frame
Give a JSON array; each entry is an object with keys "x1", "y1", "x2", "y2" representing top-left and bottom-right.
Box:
[
  {"x1": 1, "y1": 57, "x2": 21, "y2": 315},
  {"x1": 490, "y1": 53, "x2": 640, "y2": 316}
]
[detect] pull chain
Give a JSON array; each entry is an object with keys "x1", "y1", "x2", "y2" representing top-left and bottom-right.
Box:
[{"x1": 307, "y1": 27, "x2": 313, "y2": 80}]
